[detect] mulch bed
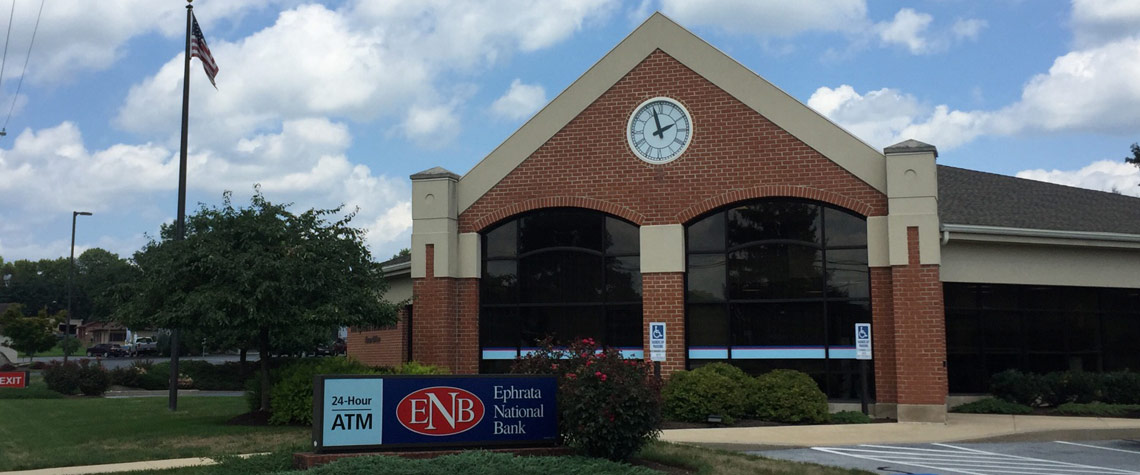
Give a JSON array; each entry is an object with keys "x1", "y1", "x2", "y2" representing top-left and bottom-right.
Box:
[{"x1": 226, "y1": 410, "x2": 273, "y2": 426}]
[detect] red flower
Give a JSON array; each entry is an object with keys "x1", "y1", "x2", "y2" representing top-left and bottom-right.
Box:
[
  {"x1": 566, "y1": 373, "x2": 576, "y2": 379},
  {"x1": 601, "y1": 374, "x2": 607, "y2": 381},
  {"x1": 551, "y1": 364, "x2": 558, "y2": 370}
]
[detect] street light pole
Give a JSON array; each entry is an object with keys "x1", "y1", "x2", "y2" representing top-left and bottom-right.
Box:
[{"x1": 67, "y1": 211, "x2": 93, "y2": 363}]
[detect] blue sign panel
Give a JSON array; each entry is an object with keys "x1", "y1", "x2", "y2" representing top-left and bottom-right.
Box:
[{"x1": 314, "y1": 375, "x2": 558, "y2": 452}]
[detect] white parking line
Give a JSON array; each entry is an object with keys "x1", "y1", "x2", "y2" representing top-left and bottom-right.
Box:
[
  {"x1": 1055, "y1": 440, "x2": 1140, "y2": 455},
  {"x1": 810, "y1": 442, "x2": 1140, "y2": 475}
]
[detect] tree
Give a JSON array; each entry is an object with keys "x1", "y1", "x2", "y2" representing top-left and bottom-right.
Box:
[
  {"x1": 390, "y1": 248, "x2": 410, "y2": 261},
  {"x1": 1127, "y1": 142, "x2": 1140, "y2": 169},
  {"x1": 114, "y1": 187, "x2": 399, "y2": 411},
  {"x1": 6, "y1": 307, "x2": 59, "y2": 359}
]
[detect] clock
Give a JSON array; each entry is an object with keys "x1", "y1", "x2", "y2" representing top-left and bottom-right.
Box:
[{"x1": 627, "y1": 97, "x2": 692, "y2": 164}]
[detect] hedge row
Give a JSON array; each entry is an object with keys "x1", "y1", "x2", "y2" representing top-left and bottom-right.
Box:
[
  {"x1": 662, "y1": 363, "x2": 829, "y2": 424},
  {"x1": 991, "y1": 369, "x2": 1140, "y2": 407}
]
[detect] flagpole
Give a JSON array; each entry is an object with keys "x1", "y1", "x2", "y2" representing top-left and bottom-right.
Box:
[{"x1": 169, "y1": 0, "x2": 193, "y2": 412}]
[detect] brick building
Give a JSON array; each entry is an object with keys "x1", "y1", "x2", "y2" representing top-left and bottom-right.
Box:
[{"x1": 350, "y1": 14, "x2": 1140, "y2": 423}]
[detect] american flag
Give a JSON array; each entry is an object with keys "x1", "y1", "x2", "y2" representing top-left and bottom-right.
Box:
[{"x1": 190, "y1": 13, "x2": 218, "y2": 87}]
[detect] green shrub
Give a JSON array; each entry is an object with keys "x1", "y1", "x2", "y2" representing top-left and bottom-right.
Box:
[
  {"x1": 268, "y1": 357, "x2": 382, "y2": 425},
  {"x1": 76, "y1": 360, "x2": 111, "y2": 396},
  {"x1": 1042, "y1": 371, "x2": 1103, "y2": 406},
  {"x1": 990, "y1": 369, "x2": 1047, "y2": 407},
  {"x1": 1102, "y1": 371, "x2": 1140, "y2": 405},
  {"x1": 752, "y1": 369, "x2": 828, "y2": 423},
  {"x1": 42, "y1": 360, "x2": 82, "y2": 395},
  {"x1": 661, "y1": 363, "x2": 755, "y2": 424},
  {"x1": 829, "y1": 410, "x2": 872, "y2": 424},
  {"x1": 1052, "y1": 402, "x2": 1140, "y2": 417},
  {"x1": 951, "y1": 397, "x2": 1033, "y2": 414},
  {"x1": 513, "y1": 337, "x2": 661, "y2": 461},
  {"x1": 109, "y1": 360, "x2": 153, "y2": 388}
]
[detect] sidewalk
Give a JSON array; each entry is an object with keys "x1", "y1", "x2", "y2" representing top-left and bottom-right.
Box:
[
  {"x1": 4, "y1": 414, "x2": 1140, "y2": 474},
  {"x1": 660, "y1": 413, "x2": 1140, "y2": 450}
]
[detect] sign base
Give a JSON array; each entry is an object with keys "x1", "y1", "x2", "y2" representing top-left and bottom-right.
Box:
[{"x1": 293, "y1": 445, "x2": 574, "y2": 470}]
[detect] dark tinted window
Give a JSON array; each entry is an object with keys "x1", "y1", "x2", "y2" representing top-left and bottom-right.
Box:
[
  {"x1": 686, "y1": 199, "x2": 870, "y2": 399},
  {"x1": 480, "y1": 209, "x2": 642, "y2": 372}
]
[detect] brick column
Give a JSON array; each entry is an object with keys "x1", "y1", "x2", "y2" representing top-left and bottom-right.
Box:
[
  {"x1": 642, "y1": 273, "x2": 685, "y2": 376},
  {"x1": 411, "y1": 244, "x2": 460, "y2": 372},
  {"x1": 870, "y1": 267, "x2": 897, "y2": 405},
  {"x1": 891, "y1": 227, "x2": 948, "y2": 421}
]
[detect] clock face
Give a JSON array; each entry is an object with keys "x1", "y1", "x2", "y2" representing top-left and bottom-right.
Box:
[{"x1": 627, "y1": 97, "x2": 692, "y2": 164}]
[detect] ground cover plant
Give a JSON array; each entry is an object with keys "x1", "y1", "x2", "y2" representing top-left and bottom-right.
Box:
[
  {"x1": 0, "y1": 396, "x2": 307, "y2": 471},
  {"x1": 950, "y1": 398, "x2": 1034, "y2": 415}
]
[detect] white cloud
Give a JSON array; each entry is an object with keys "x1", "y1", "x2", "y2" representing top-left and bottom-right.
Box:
[
  {"x1": 660, "y1": 0, "x2": 868, "y2": 37},
  {"x1": 491, "y1": 79, "x2": 546, "y2": 121},
  {"x1": 1071, "y1": 0, "x2": 1140, "y2": 47},
  {"x1": 810, "y1": 33, "x2": 1140, "y2": 150},
  {"x1": 117, "y1": 1, "x2": 613, "y2": 149},
  {"x1": 1017, "y1": 160, "x2": 1140, "y2": 196},
  {"x1": 808, "y1": 85, "x2": 989, "y2": 150},
  {"x1": 876, "y1": 8, "x2": 933, "y2": 54},
  {"x1": 951, "y1": 18, "x2": 987, "y2": 41}
]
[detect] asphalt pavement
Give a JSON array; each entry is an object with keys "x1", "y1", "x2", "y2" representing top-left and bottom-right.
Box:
[
  {"x1": 23, "y1": 353, "x2": 257, "y2": 370},
  {"x1": 758, "y1": 439, "x2": 1140, "y2": 475}
]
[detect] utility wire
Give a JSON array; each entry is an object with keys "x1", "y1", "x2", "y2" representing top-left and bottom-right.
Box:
[
  {"x1": 3, "y1": 0, "x2": 42, "y2": 135},
  {"x1": 0, "y1": 0, "x2": 16, "y2": 101}
]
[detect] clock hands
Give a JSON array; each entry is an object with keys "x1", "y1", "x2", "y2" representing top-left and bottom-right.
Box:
[{"x1": 650, "y1": 108, "x2": 675, "y2": 138}]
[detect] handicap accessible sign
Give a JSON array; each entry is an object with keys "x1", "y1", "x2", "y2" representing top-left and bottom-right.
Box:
[{"x1": 313, "y1": 375, "x2": 558, "y2": 452}]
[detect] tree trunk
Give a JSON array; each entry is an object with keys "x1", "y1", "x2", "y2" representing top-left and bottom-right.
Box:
[
  {"x1": 259, "y1": 327, "x2": 271, "y2": 412},
  {"x1": 239, "y1": 347, "x2": 248, "y2": 379}
]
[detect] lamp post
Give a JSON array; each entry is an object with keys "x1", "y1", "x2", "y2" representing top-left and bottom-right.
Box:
[{"x1": 66, "y1": 211, "x2": 93, "y2": 363}]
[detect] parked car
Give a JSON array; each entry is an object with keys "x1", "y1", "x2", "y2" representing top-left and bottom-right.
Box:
[
  {"x1": 315, "y1": 338, "x2": 347, "y2": 356},
  {"x1": 86, "y1": 343, "x2": 125, "y2": 357},
  {"x1": 123, "y1": 337, "x2": 158, "y2": 357}
]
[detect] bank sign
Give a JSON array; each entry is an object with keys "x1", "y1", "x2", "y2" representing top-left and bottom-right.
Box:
[{"x1": 313, "y1": 375, "x2": 558, "y2": 452}]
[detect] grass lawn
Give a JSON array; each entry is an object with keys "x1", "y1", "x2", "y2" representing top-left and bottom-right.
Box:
[
  {"x1": 0, "y1": 396, "x2": 308, "y2": 471},
  {"x1": 33, "y1": 340, "x2": 89, "y2": 357},
  {"x1": 125, "y1": 443, "x2": 872, "y2": 475}
]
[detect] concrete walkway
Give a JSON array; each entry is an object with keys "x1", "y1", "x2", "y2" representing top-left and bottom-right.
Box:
[
  {"x1": 660, "y1": 413, "x2": 1140, "y2": 450},
  {"x1": 4, "y1": 414, "x2": 1140, "y2": 474}
]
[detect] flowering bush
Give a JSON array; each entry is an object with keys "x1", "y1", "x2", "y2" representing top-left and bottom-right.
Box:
[{"x1": 512, "y1": 337, "x2": 661, "y2": 461}]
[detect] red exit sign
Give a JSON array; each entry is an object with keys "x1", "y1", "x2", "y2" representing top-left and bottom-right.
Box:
[{"x1": 0, "y1": 371, "x2": 27, "y2": 388}]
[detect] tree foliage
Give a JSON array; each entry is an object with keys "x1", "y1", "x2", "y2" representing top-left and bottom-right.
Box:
[
  {"x1": 0, "y1": 249, "x2": 133, "y2": 322},
  {"x1": 1127, "y1": 142, "x2": 1140, "y2": 168},
  {"x1": 6, "y1": 307, "x2": 61, "y2": 359},
  {"x1": 113, "y1": 187, "x2": 399, "y2": 410}
]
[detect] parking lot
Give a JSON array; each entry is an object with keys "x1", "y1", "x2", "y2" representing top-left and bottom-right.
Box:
[{"x1": 756, "y1": 439, "x2": 1140, "y2": 475}]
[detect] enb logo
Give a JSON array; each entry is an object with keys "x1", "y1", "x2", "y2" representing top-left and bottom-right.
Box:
[{"x1": 396, "y1": 386, "x2": 484, "y2": 436}]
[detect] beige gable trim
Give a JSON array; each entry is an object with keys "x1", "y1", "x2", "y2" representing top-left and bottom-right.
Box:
[{"x1": 457, "y1": 12, "x2": 886, "y2": 213}]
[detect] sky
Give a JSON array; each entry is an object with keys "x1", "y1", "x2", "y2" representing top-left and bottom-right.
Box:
[{"x1": 2, "y1": 0, "x2": 1139, "y2": 263}]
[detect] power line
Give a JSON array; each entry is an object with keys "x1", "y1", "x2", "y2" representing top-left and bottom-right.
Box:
[
  {"x1": 0, "y1": 0, "x2": 16, "y2": 108},
  {"x1": 2, "y1": 0, "x2": 43, "y2": 136}
]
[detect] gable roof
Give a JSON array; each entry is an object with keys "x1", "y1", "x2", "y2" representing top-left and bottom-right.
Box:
[
  {"x1": 455, "y1": 12, "x2": 887, "y2": 213},
  {"x1": 938, "y1": 165, "x2": 1140, "y2": 235}
]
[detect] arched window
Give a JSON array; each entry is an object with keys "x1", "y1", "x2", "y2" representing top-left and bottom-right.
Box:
[
  {"x1": 685, "y1": 199, "x2": 871, "y2": 399},
  {"x1": 480, "y1": 208, "x2": 642, "y2": 373}
]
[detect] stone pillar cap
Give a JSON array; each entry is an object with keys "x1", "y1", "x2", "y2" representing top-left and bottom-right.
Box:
[
  {"x1": 884, "y1": 139, "x2": 938, "y2": 158},
  {"x1": 410, "y1": 167, "x2": 460, "y2": 181}
]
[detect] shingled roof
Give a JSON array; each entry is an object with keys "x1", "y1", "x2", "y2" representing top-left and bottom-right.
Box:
[{"x1": 938, "y1": 165, "x2": 1140, "y2": 235}]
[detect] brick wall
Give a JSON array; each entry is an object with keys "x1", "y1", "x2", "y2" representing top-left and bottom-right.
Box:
[
  {"x1": 347, "y1": 308, "x2": 408, "y2": 367},
  {"x1": 459, "y1": 50, "x2": 886, "y2": 234},
  {"x1": 871, "y1": 267, "x2": 897, "y2": 403},
  {"x1": 890, "y1": 227, "x2": 948, "y2": 405}
]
